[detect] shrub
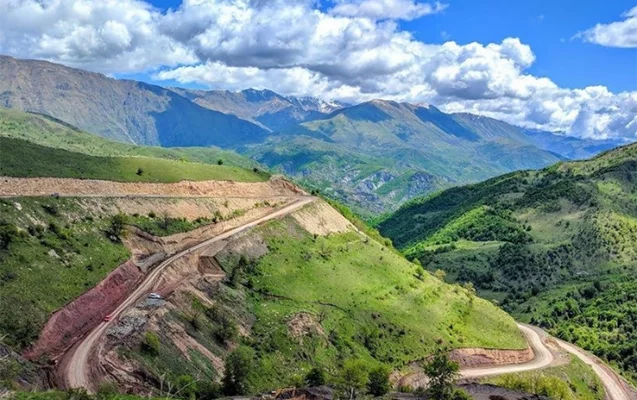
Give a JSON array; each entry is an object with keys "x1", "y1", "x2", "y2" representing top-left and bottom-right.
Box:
[
  {"x1": 141, "y1": 331, "x2": 160, "y2": 356},
  {"x1": 217, "y1": 159, "x2": 224, "y2": 165},
  {"x1": 367, "y1": 365, "x2": 391, "y2": 396},
  {"x1": 339, "y1": 359, "x2": 369, "y2": 399},
  {"x1": 223, "y1": 346, "x2": 255, "y2": 395},
  {"x1": 423, "y1": 349, "x2": 459, "y2": 400},
  {"x1": 305, "y1": 366, "x2": 327, "y2": 387}
]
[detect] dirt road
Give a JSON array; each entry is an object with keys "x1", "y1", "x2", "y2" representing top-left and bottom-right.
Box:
[
  {"x1": 460, "y1": 324, "x2": 633, "y2": 400},
  {"x1": 460, "y1": 324, "x2": 553, "y2": 379},
  {"x1": 62, "y1": 196, "x2": 315, "y2": 391},
  {"x1": 555, "y1": 338, "x2": 632, "y2": 400}
]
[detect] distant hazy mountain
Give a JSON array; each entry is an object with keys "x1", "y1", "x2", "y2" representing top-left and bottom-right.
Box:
[
  {"x1": 518, "y1": 127, "x2": 625, "y2": 160},
  {"x1": 244, "y1": 100, "x2": 564, "y2": 214},
  {"x1": 0, "y1": 55, "x2": 268, "y2": 147},
  {"x1": 171, "y1": 87, "x2": 346, "y2": 131}
]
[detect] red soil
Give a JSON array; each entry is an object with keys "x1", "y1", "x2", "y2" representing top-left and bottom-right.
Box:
[{"x1": 24, "y1": 260, "x2": 144, "y2": 362}]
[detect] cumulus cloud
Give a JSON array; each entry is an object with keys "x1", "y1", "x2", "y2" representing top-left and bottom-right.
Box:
[
  {"x1": 578, "y1": 6, "x2": 637, "y2": 48},
  {"x1": 0, "y1": 0, "x2": 635, "y2": 140},
  {"x1": 330, "y1": 0, "x2": 448, "y2": 21},
  {"x1": 0, "y1": 0, "x2": 196, "y2": 72}
]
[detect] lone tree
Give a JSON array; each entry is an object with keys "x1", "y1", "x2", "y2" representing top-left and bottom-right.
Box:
[
  {"x1": 423, "y1": 349, "x2": 459, "y2": 400},
  {"x1": 367, "y1": 365, "x2": 391, "y2": 396},
  {"x1": 340, "y1": 359, "x2": 368, "y2": 400},
  {"x1": 217, "y1": 159, "x2": 224, "y2": 165},
  {"x1": 223, "y1": 346, "x2": 255, "y2": 395}
]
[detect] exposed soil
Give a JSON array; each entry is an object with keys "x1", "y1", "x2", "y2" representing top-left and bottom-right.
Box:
[
  {"x1": 287, "y1": 312, "x2": 325, "y2": 342},
  {"x1": 24, "y1": 260, "x2": 144, "y2": 362},
  {"x1": 450, "y1": 347, "x2": 534, "y2": 368},
  {"x1": 0, "y1": 176, "x2": 305, "y2": 198},
  {"x1": 291, "y1": 201, "x2": 353, "y2": 236}
]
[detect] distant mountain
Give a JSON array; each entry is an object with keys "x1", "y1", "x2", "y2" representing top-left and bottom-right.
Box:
[
  {"x1": 0, "y1": 55, "x2": 268, "y2": 147},
  {"x1": 0, "y1": 55, "x2": 623, "y2": 215},
  {"x1": 518, "y1": 127, "x2": 625, "y2": 159},
  {"x1": 245, "y1": 100, "x2": 564, "y2": 215},
  {"x1": 377, "y1": 142, "x2": 637, "y2": 383},
  {"x1": 171, "y1": 87, "x2": 346, "y2": 131}
]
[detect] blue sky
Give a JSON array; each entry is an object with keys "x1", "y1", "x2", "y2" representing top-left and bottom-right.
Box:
[
  {"x1": 0, "y1": 0, "x2": 635, "y2": 139},
  {"x1": 401, "y1": 0, "x2": 637, "y2": 92}
]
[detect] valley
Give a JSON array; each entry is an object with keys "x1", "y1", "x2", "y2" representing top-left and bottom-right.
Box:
[{"x1": 1, "y1": 51, "x2": 635, "y2": 400}]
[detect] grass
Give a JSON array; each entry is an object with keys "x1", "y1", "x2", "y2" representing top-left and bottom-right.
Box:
[
  {"x1": 484, "y1": 356, "x2": 605, "y2": 400},
  {"x1": 0, "y1": 197, "x2": 130, "y2": 349},
  {"x1": 0, "y1": 136, "x2": 268, "y2": 183},
  {"x1": 226, "y1": 216, "x2": 526, "y2": 392}
]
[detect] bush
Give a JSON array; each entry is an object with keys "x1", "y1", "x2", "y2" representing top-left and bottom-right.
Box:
[
  {"x1": 0, "y1": 221, "x2": 19, "y2": 249},
  {"x1": 305, "y1": 366, "x2": 327, "y2": 387},
  {"x1": 367, "y1": 365, "x2": 391, "y2": 396},
  {"x1": 223, "y1": 346, "x2": 255, "y2": 395},
  {"x1": 217, "y1": 159, "x2": 224, "y2": 165},
  {"x1": 141, "y1": 331, "x2": 160, "y2": 356},
  {"x1": 339, "y1": 359, "x2": 369, "y2": 399},
  {"x1": 175, "y1": 374, "x2": 198, "y2": 400}
]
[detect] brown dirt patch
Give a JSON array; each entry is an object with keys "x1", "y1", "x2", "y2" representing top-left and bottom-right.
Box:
[
  {"x1": 287, "y1": 312, "x2": 325, "y2": 342},
  {"x1": 0, "y1": 176, "x2": 304, "y2": 198}
]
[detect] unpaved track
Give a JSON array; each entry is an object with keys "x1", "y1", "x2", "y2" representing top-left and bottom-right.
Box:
[
  {"x1": 555, "y1": 338, "x2": 632, "y2": 400},
  {"x1": 460, "y1": 324, "x2": 553, "y2": 379},
  {"x1": 62, "y1": 196, "x2": 315, "y2": 391},
  {"x1": 460, "y1": 324, "x2": 633, "y2": 400}
]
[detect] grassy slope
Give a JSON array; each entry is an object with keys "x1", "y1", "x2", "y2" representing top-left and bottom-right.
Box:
[
  {"x1": 377, "y1": 142, "x2": 637, "y2": 383},
  {"x1": 217, "y1": 213, "x2": 525, "y2": 392},
  {"x1": 121, "y1": 207, "x2": 525, "y2": 394},
  {"x1": 0, "y1": 108, "x2": 262, "y2": 170},
  {"x1": 0, "y1": 197, "x2": 130, "y2": 349},
  {"x1": 0, "y1": 136, "x2": 267, "y2": 183}
]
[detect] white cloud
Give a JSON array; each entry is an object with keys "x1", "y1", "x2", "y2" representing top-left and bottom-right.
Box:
[
  {"x1": 0, "y1": 0, "x2": 196, "y2": 73},
  {"x1": 578, "y1": 6, "x2": 637, "y2": 48},
  {"x1": 330, "y1": 0, "x2": 447, "y2": 21},
  {"x1": 0, "y1": 0, "x2": 635, "y2": 140}
]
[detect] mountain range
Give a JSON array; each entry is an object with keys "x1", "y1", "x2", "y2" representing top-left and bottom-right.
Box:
[{"x1": 0, "y1": 54, "x2": 623, "y2": 214}]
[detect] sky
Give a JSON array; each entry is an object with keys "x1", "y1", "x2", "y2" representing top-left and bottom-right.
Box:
[{"x1": 0, "y1": 0, "x2": 636, "y2": 140}]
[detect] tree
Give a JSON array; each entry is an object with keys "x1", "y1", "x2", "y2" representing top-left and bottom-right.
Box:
[
  {"x1": 434, "y1": 269, "x2": 447, "y2": 281},
  {"x1": 423, "y1": 349, "x2": 459, "y2": 400},
  {"x1": 223, "y1": 346, "x2": 255, "y2": 395},
  {"x1": 305, "y1": 366, "x2": 327, "y2": 387},
  {"x1": 107, "y1": 213, "x2": 127, "y2": 241},
  {"x1": 340, "y1": 359, "x2": 368, "y2": 400},
  {"x1": 136, "y1": 167, "x2": 144, "y2": 176},
  {"x1": 367, "y1": 365, "x2": 391, "y2": 396},
  {"x1": 217, "y1": 159, "x2": 224, "y2": 165},
  {"x1": 175, "y1": 374, "x2": 198, "y2": 400}
]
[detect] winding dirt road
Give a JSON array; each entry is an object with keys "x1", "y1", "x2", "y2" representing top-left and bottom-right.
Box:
[
  {"x1": 62, "y1": 196, "x2": 315, "y2": 391},
  {"x1": 460, "y1": 324, "x2": 553, "y2": 379},
  {"x1": 460, "y1": 324, "x2": 633, "y2": 400}
]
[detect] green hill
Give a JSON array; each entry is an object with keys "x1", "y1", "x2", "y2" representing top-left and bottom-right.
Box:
[
  {"x1": 377, "y1": 143, "x2": 637, "y2": 383},
  {"x1": 0, "y1": 107, "x2": 269, "y2": 183},
  {"x1": 247, "y1": 100, "x2": 563, "y2": 216}
]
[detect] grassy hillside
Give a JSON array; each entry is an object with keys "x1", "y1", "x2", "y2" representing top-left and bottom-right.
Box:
[
  {"x1": 118, "y1": 206, "x2": 526, "y2": 395},
  {"x1": 0, "y1": 107, "x2": 262, "y2": 170},
  {"x1": 0, "y1": 137, "x2": 268, "y2": 183},
  {"x1": 378, "y1": 142, "x2": 637, "y2": 383}
]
